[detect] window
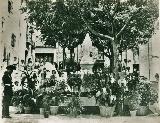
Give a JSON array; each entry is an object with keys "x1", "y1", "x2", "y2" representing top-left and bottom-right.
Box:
[
  {"x1": 2, "y1": 17, "x2": 5, "y2": 32},
  {"x1": 8, "y1": 0, "x2": 13, "y2": 13},
  {"x1": 89, "y1": 52, "x2": 93, "y2": 57},
  {"x1": 11, "y1": 33, "x2": 16, "y2": 47},
  {"x1": 7, "y1": 53, "x2": 10, "y2": 65},
  {"x1": 3, "y1": 47, "x2": 6, "y2": 62},
  {"x1": 21, "y1": 0, "x2": 24, "y2": 4}
]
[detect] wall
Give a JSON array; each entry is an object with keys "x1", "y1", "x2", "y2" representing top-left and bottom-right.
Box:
[
  {"x1": 139, "y1": 43, "x2": 150, "y2": 78},
  {"x1": 0, "y1": 0, "x2": 28, "y2": 70},
  {"x1": 150, "y1": 23, "x2": 160, "y2": 82}
]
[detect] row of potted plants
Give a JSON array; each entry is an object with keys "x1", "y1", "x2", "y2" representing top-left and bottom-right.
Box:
[
  {"x1": 11, "y1": 80, "x2": 83, "y2": 118},
  {"x1": 126, "y1": 76, "x2": 158, "y2": 116},
  {"x1": 11, "y1": 89, "x2": 37, "y2": 114},
  {"x1": 11, "y1": 70, "x2": 158, "y2": 117},
  {"x1": 39, "y1": 74, "x2": 158, "y2": 117},
  {"x1": 82, "y1": 73, "x2": 158, "y2": 117}
]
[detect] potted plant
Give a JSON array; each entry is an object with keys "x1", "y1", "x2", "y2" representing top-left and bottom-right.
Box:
[
  {"x1": 48, "y1": 81, "x2": 66, "y2": 115},
  {"x1": 49, "y1": 91, "x2": 64, "y2": 115},
  {"x1": 83, "y1": 72, "x2": 116, "y2": 117},
  {"x1": 36, "y1": 90, "x2": 45, "y2": 115},
  {"x1": 23, "y1": 93, "x2": 35, "y2": 114},
  {"x1": 96, "y1": 88, "x2": 116, "y2": 117},
  {"x1": 36, "y1": 90, "x2": 51, "y2": 116},
  {"x1": 92, "y1": 74, "x2": 116, "y2": 117},
  {"x1": 136, "y1": 77, "x2": 151, "y2": 116},
  {"x1": 67, "y1": 95, "x2": 83, "y2": 117},
  {"x1": 11, "y1": 95, "x2": 22, "y2": 114},
  {"x1": 42, "y1": 94, "x2": 50, "y2": 118},
  {"x1": 37, "y1": 87, "x2": 53, "y2": 117},
  {"x1": 11, "y1": 89, "x2": 29, "y2": 113},
  {"x1": 49, "y1": 96, "x2": 59, "y2": 115},
  {"x1": 127, "y1": 91, "x2": 140, "y2": 116},
  {"x1": 149, "y1": 86, "x2": 158, "y2": 109},
  {"x1": 38, "y1": 81, "x2": 66, "y2": 116},
  {"x1": 148, "y1": 87, "x2": 158, "y2": 114}
]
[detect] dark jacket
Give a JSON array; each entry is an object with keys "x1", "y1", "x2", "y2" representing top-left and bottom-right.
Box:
[{"x1": 2, "y1": 71, "x2": 13, "y2": 96}]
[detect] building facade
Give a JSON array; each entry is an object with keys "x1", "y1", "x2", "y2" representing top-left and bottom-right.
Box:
[
  {"x1": 0, "y1": 0, "x2": 35, "y2": 70},
  {"x1": 34, "y1": 33, "x2": 103, "y2": 70}
]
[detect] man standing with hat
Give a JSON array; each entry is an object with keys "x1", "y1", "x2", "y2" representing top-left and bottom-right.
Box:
[{"x1": 2, "y1": 65, "x2": 16, "y2": 118}]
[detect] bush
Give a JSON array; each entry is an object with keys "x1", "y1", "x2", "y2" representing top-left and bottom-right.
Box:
[
  {"x1": 127, "y1": 91, "x2": 140, "y2": 110},
  {"x1": 82, "y1": 73, "x2": 98, "y2": 92},
  {"x1": 136, "y1": 76, "x2": 158, "y2": 106},
  {"x1": 11, "y1": 89, "x2": 28, "y2": 106},
  {"x1": 66, "y1": 96, "x2": 83, "y2": 117}
]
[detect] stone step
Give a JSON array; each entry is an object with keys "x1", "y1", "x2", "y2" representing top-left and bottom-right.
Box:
[{"x1": 149, "y1": 103, "x2": 160, "y2": 115}]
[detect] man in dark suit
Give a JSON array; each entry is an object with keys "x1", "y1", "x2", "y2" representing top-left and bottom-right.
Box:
[{"x1": 2, "y1": 65, "x2": 16, "y2": 118}]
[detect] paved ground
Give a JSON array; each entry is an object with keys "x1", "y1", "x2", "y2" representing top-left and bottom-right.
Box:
[{"x1": 1, "y1": 114, "x2": 160, "y2": 123}]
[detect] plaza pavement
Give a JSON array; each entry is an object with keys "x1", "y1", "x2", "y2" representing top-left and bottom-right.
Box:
[{"x1": 1, "y1": 113, "x2": 160, "y2": 123}]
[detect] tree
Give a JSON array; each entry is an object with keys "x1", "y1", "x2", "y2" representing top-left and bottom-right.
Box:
[
  {"x1": 24, "y1": 0, "x2": 86, "y2": 62},
  {"x1": 24, "y1": 0, "x2": 158, "y2": 80},
  {"x1": 78, "y1": 0, "x2": 158, "y2": 80}
]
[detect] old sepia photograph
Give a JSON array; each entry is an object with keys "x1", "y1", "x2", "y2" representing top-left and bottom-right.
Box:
[{"x1": 0, "y1": 0, "x2": 159, "y2": 123}]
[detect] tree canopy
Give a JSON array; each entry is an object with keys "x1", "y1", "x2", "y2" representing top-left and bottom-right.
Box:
[
  {"x1": 23, "y1": 0, "x2": 159, "y2": 76},
  {"x1": 25, "y1": 0, "x2": 86, "y2": 49},
  {"x1": 24, "y1": 0, "x2": 158, "y2": 51},
  {"x1": 81, "y1": 0, "x2": 159, "y2": 53}
]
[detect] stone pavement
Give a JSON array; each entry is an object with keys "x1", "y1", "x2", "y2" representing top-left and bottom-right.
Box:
[{"x1": 1, "y1": 114, "x2": 160, "y2": 123}]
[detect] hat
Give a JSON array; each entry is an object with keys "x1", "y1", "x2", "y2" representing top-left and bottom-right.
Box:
[{"x1": 6, "y1": 65, "x2": 16, "y2": 70}]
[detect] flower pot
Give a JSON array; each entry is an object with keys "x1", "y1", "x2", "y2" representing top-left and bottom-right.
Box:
[
  {"x1": 50, "y1": 106, "x2": 59, "y2": 115},
  {"x1": 40, "y1": 108, "x2": 44, "y2": 115},
  {"x1": 137, "y1": 106, "x2": 148, "y2": 116},
  {"x1": 130, "y1": 110, "x2": 137, "y2": 117},
  {"x1": 24, "y1": 107, "x2": 31, "y2": 114},
  {"x1": 9, "y1": 106, "x2": 18, "y2": 114},
  {"x1": 44, "y1": 111, "x2": 50, "y2": 118},
  {"x1": 99, "y1": 106, "x2": 115, "y2": 117}
]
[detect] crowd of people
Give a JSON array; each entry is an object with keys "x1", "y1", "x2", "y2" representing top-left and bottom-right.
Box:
[
  {"x1": 5, "y1": 57, "x2": 140, "y2": 94},
  {"x1": 11, "y1": 59, "x2": 69, "y2": 91},
  {"x1": 1, "y1": 58, "x2": 70, "y2": 118},
  {"x1": 1, "y1": 56, "x2": 142, "y2": 118}
]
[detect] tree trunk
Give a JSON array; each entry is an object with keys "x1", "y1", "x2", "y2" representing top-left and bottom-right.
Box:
[
  {"x1": 112, "y1": 40, "x2": 122, "y2": 116},
  {"x1": 112, "y1": 40, "x2": 119, "y2": 82},
  {"x1": 109, "y1": 44, "x2": 114, "y2": 74},
  {"x1": 110, "y1": 56, "x2": 114, "y2": 73},
  {"x1": 63, "y1": 48, "x2": 66, "y2": 69},
  {"x1": 70, "y1": 48, "x2": 74, "y2": 61}
]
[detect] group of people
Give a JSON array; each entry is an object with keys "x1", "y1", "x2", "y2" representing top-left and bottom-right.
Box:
[
  {"x1": 1, "y1": 58, "x2": 68, "y2": 118},
  {"x1": 1, "y1": 57, "x2": 141, "y2": 118},
  {"x1": 22, "y1": 61, "x2": 69, "y2": 90}
]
